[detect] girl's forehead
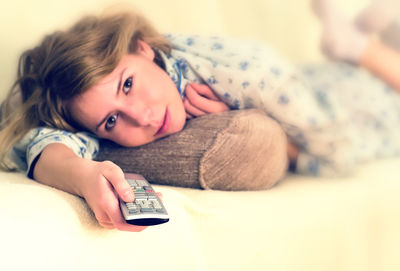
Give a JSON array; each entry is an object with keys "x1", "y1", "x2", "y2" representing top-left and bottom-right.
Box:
[
  {"x1": 95, "y1": 54, "x2": 142, "y2": 88},
  {"x1": 95, "y1": 64, "x2": 125, "y2": 88}
]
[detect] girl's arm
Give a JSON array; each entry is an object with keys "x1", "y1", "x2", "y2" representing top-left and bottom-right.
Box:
[
  {"x1": 361, "y1": 38, "x2": 400, "y2": 93},
  {"x1": 33, "y1": 143, "x2": 146, "y2": 232}
]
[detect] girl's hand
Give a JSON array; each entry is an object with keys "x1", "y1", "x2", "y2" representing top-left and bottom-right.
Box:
[
  {"x1": 183, "y1": 83, "x2": 229, "y2": 119},
  {"x1": 33, "y1": 143, "x2": 147, "y2": 232},
  {"x1": 79, "y1": 160, "x2": 147, "y2": 232}
]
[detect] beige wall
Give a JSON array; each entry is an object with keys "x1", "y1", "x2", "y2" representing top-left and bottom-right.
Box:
[{"x1": 0, "y1": 0, "x2": 368, "y2": 100}]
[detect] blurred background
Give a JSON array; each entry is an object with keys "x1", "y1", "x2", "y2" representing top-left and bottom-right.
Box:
[{"x1": 0, "y1": 0, "x2": 369, "y2": 101}]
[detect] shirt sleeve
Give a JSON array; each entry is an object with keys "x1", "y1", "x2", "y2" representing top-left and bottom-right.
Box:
[{"x1": 9, "y1": 127, "x2": 99, "y2": 176}]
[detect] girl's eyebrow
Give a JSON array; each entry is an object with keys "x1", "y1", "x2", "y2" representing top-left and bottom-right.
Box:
[{"x1": 95, "y1": 68, "x2": 127, "y2": 132}]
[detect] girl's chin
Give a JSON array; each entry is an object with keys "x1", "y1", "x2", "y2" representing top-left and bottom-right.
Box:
[
  {"x1": 173, "y1": 116, "x2": 187, "y2": 133},
  {"x1": 165, "y1": 123, "x2": 185, "y2": 138}
]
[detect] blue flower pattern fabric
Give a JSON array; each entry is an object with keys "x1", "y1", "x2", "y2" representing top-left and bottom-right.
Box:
[
  {"x1": 9, "y1": 34, "x2": 400, "y2": 177},
  {"x1": 162, "y1": 34, "x2": 400, "y2": 175},
  {"x1": 10, "y1": 127, "x2": 99, "y2": 174}
]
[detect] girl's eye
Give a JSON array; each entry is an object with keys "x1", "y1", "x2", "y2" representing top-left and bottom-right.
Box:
[
  {"x1": 105, "y1": 114, "x2": 118, "y2": 131},
  {"x1": 122, "y1": 76, "x2": 133, "y2": 94}
]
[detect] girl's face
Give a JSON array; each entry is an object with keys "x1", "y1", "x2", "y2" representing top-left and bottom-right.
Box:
[{"x1": 69, "y1": 40, "x2": 186, "y2": 147}]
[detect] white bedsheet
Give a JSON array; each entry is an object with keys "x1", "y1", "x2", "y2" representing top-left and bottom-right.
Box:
[{"x1": 1, "y1": 158, "x2": 399, "y2": 271}]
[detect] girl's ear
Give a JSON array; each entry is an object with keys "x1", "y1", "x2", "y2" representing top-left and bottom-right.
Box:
[{"x1": 136, "y1": 40, "x2": 155, "y2": 61}]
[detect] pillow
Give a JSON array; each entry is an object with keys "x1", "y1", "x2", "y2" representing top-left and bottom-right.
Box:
[{"x1": 95, "y1": 109, "x2": 288, "y2": 191}]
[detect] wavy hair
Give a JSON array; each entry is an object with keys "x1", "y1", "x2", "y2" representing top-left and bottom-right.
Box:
[{"x1": 0, "y1": 10, "x2": 171, "y2": 170}]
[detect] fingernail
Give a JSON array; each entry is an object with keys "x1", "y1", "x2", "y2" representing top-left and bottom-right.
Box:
[{"x1": 124, "y1": 190, "x2": 135, "y2": 202}]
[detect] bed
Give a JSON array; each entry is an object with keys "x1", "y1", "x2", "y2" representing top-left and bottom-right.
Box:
[{"x1": 1, "y1": 0, "x2": 399, "y2": 270}]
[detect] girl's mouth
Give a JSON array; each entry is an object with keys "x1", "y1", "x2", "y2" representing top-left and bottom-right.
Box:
[{"x1": 154, "y1": 108, "x2": 170, "y2": 137}]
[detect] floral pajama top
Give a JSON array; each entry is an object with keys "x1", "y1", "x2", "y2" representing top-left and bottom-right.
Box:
[{"x1": 10, "y1": 34, "x2": 400, "y2": 177}]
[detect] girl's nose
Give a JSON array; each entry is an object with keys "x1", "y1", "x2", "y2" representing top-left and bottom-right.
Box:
[{"x1": 122, "y1": 103, "x2": 158, "y2": 127}]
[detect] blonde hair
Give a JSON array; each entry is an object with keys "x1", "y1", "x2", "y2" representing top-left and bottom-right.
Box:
[{"x1": 0, "y1": 10, "x2": 171, "y2": 170}]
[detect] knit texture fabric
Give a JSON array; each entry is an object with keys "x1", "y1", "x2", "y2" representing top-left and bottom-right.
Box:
[{"x1": 96, "y1": 109, "x2": 288, "y2": 191}]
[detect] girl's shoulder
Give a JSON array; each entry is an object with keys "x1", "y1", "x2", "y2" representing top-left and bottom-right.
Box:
[
  {"x1": 164, "y1": 33, "x2": 291, "y2": 74},
  {"x1": 165, "y1": 33, "x2": 272, "y2": 53}
]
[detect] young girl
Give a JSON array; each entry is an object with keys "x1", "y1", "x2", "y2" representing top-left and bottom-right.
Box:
[{"x1": 1, "y1": 0, "x2": 400, "y2": 231}]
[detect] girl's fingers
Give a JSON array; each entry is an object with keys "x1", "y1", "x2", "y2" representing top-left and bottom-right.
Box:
[
  {"x1": 107, "y1": 202, "x2": 147, "y2": 232},
  {"x1": 101, "y1": 161, "x2": 135, "y2": 203},
  {"x1": 189, "y1": 83, "x2": 220, "y2": 101},
  {"x1": 99, "y1": 220, "x2": 115, "y2": 229},
  {"x1": 93, "y1": 161, "x2": 148, "y2": 232},
  {"x1": 183, "y1": 97, "x2": 207, "y2": 117},
  {"x1": 98, "y1": 212, "x2": 147, "y2": 232},
  {"x1": 184, "y1": 86, "x2": 214, "y2": 113},
  {"x1": 96, "y1": 185, "x2": 147, "y2": 232},
  {"x1": 185, "y1": 86, "x2": 229, "y2": 114}
]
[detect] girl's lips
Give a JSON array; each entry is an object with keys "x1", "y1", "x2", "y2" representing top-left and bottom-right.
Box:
[{"x1": 154, "y1": 108, "x2": 170, "y2": 137}]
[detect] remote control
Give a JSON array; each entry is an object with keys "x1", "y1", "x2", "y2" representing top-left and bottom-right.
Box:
[{"x1": 120, "y1": 173, "x2": 169, "y2": 226}]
